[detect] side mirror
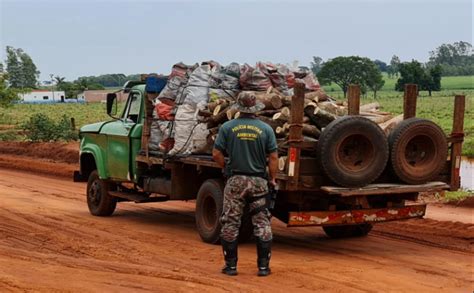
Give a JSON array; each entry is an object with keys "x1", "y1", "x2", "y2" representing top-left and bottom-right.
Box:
[{"x1": 106, "y1": 93, "x2": 117, "y2": 117}]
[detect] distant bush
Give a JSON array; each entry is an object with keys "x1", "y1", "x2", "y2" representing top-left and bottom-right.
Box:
[{"x1": 22, "y1": 113, "x2": 78, "y2": 142}]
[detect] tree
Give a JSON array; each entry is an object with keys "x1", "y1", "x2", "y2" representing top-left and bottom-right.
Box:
[
  {"x1": 388, "y1": 55, "x2": 401, "y2": 78},
  {"x1": 366, "y1": 65, "x2": 385, "y2": 99},
  {"x1": 428, "y1": 41, "x2": 474, "y2": 76},
  {"x1": 54, "y1": 76, "x2": 66, "y2": 89},
  {"x1": 422, "y1": 65, "x2": 442, "y2": 96},
  {"x1": 373, "y1": 60, "x2": 388, "y2": 72},
  {"x1": 5, "y1": 46, "x2": 22, "y2": 88},
  {"x1": 310, "y1": 56, "x2": 323, "y2": 75},
  {"x1": 17, "y1": 49, "x2": 40, "y2": 88},
  {"x1": 317, "y1": 56, "x2": 379, "y2": 98},
  {"x1": 4, "y1": 46, "x2": 40, "y2": 89},
  {"x1": 395, "y1": 60, "x2": 442, "y2": 96},
  {"x1": 0, "y1": 71, "x2": 19, "y2": 107}
]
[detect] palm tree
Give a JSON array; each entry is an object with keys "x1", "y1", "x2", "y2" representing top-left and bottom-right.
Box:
[{"x1": 54, "y1": 76, "x2": 66, "y2": 89}]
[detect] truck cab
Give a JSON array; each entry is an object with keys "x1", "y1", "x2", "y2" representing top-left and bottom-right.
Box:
[{"x1": 78, "y1": 83, "x2": 146, "y2": 184}]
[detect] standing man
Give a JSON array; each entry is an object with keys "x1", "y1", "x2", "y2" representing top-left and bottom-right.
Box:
[{"x1": 212, "y1": 92, "x2": 278, "y2": 277}]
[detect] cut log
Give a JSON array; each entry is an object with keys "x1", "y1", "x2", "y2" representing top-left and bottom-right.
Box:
[
  {"x1": 304, "y1": 104, "x2": 335, "y2": 129},
  {"x1": 213, "y1": 101, "x2": 230, "y2": 115},
  {"x1": 255, "y1": 93, "x2": 283, "y2": 110},
  {"x1": 302, "y1": 123, "x2": 321, "y2": 138},
  {"x1": 379, "y1": 114, "x2": 403, "y2": 135},
  {"x1": 275, "y1": 126, "x2": 287, "y2": 138},
  {"x1": 361, "y1": 114, "x2": 393, "y2": 124},
  {"x1": 256, "y1": 109, "x2": 280, "y2": 117},
  {"x1": 318, "y1": 101, "x2": 346, "y2": 116},
  {"x1": 304, "y1": 90, "x2": 330, "y2": 103},
  {"x1": 207, "y1": 99, "x2": 225, "y2": 112},
  {"x1": 226, "y1": 108, "x2": 239, "y2": 120},
  {"x1": 198, "y1": 109, "x2": 212, "y2": 117},
  {"x1": 278, "y1": 156, "x2": 287, "y2": 171},
  {"x1": 273, "y1": 112, "x2": 289, "y2": 123},
  {"x1": 360, "y1": 102, "x2": 380, "y2": 112},
  {"x1": 280, "y1": 107, "x2": 290, "y2": 117},
  {"x1": 207, "y1": 106, "x2": 229, "y2": 128},
  {"x1": 257, "y1": 116, "x2": 283, "y2": 131}
]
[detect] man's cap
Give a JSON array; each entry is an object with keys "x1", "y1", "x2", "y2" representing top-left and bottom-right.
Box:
[{"x1": 232, "y1": 92, "x2": 265, "y2": 114}]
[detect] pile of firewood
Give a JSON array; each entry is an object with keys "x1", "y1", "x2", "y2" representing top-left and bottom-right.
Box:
[{"x1": 198, "y1": 86, "x2": 403, "y2": 149}]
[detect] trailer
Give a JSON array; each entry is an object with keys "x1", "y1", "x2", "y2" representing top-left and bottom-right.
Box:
[{"x1": 75, "y1": 79, "x2": 465, "y2": 243}]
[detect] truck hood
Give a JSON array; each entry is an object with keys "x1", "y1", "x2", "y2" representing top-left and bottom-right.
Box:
[{"x1": 80, "y1": 121, "x2": 108, "y2": 133}]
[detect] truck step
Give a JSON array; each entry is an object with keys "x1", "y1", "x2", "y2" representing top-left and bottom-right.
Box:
[{"x1": 109, "y1": 191, "x2": 169, "y2": 203}]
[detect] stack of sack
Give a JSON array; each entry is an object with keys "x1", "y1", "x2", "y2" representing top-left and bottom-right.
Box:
[{"x1": 148, "y1": 60, "x2": 335, "y2": 156}]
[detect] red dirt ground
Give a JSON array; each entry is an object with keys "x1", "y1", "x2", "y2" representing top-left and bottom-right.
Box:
[{"x1": 0, "y1": 141, "x2": 472, "y2": 292}]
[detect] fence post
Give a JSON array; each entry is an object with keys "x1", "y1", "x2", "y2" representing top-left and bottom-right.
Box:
[
  {"x1": 70, "y1": 117, "x2": 76, "y2": 131},
  {"x1": 449, "y1": 95, "x2": 465, "y2": 191},
  {"x1": 347, "y1": 85, "x2": 360, "y2": 115},
  {"x1": 403, "y1": 84, "x2": 418, "y2": 119}
]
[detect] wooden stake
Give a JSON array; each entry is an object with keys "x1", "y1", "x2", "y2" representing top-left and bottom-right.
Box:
[
  {"x1": 450, "y1": 95, "x2": 465, "y2": 191},
  {"x1": 403, "y1": 84, "x2": 418, "y2": 119},
  {"x1": 287, "y1": 81, "x2": 305, "y2": 190},
  {"x1": 347, "y1": 84, "x2": 360, "y2": 115}
]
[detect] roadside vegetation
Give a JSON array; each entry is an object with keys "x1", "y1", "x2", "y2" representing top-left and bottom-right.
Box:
[{"x1": 443, "y1": 190, "x2": 474, "y2": 202}]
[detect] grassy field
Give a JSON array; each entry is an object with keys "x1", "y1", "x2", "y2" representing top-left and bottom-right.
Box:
[{"x1": 322, "y1": 75, "x2": 473, "y2": 157}]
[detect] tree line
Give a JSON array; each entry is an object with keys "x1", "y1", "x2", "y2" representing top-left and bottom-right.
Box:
[{"x1": 312, "y1": 41, "x2": 472, "y2": 98}]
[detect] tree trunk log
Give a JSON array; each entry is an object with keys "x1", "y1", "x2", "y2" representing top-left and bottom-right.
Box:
[
  {"x1": 379, "y1": 114, "x2": 403, "y2": 135},
  {"x1": 360, "y1": 102, "x2": 380, "y2": 112},
  {"x1": 257, "y1": 116, "x2": 283, "y2": 131},
  {"x1": 302, "y1": 123, "x2": 321, "y2": 138},
  {"x1": 255, "y1": 93, "x2": 283, "y2": 110}
]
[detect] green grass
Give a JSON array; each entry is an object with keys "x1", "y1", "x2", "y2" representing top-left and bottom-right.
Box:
[
  {"x1": 0, "y1": 102, "x2": 111, "y2": 128},
  {"x1": 443, "y1": 190, "x2": 473, "y2": 202}
]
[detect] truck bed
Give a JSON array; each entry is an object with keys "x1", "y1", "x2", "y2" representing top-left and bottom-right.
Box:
[{"x1": 136, "y1": 152, "x2": 450, "y2": 196}]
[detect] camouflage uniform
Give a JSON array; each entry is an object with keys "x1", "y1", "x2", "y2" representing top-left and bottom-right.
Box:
[{"x1": 220, "y1": 175, "x2": 272, "y2": 242}]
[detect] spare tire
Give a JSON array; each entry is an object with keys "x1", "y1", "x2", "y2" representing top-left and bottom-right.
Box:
[
  {"x1": 388, "y1": 118, "x2": 447, "y2": 184},
  {"x1": 317, "y1": 116, "x2": 389, "y2": 187}
]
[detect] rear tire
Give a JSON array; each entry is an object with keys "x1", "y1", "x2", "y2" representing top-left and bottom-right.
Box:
[
  {"x1": 389, "y1": 118, "x2": 447, "y2": 184},
  {"x1": 196, "y1": 179, "x2": 224, "y2": 244},
  {"x1": 86, "y1": 170, "x2": 116, "y2": 216},
  {"x1": 323, "y1": 224, "x2": 373, "y2": 238},
  {"x1": 317, "y1": 116, "x2": 389, "y2": 187}
]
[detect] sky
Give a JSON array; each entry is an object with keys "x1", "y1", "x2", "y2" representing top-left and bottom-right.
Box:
[{"x1": 0, "y1": 0, "x2": 472, "y2": 81}]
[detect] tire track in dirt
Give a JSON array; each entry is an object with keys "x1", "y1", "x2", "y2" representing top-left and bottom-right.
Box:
[{"x1": 0, "y1": 167, "x2": 472, "y2": 291}]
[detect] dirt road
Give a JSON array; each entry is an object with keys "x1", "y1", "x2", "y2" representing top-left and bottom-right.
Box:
[{"x1": 0, "y1": 169, "x2": 472, "y2": 292}]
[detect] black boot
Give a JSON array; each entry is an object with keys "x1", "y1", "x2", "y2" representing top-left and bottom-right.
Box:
[
  {"x1": 256, "y1": 238, "x2": 272, "y2": 277},
  {"x1": 221, "y1": 239, "x2": 238, "y2": 276}
]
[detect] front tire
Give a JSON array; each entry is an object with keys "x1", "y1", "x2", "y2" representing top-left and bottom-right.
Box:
[
  {"x1": 196, "y1": 179, "x2": 224, "y2": 244},
  {"x1": 86, "y1": 170, "x2": 117, "y2": 216},
  {"x1": 323, "y1": 224, "x2": 373, "y2": 238}
]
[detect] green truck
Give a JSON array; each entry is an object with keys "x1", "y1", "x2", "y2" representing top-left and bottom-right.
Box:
[{"x1": 74, "y1": 80, "x2": 465, "y2": 243}]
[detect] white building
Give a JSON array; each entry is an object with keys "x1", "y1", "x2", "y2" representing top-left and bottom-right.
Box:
[{"x1": 18, "y1": 90, "x2": 66, "y2": 103}]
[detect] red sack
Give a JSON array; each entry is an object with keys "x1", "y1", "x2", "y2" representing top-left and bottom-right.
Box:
[
  {"x1": 302, "y1": 72, "x2": 321, "y2": 91},
  {"x1": 159, "y1": 138, "x2": 175, "y2": 153},
  {"x1": 155, "y1": 101, "x2": 175, "y2": 121}
]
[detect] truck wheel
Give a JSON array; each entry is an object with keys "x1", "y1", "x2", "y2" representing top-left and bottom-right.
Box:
[
  {"x1": 196, "y1": 179, "x2": 224, "y2": 244},
  {"x1": 323, "y1": 224, "x2": 373, "y2": 238},
  {"x1": 317, "y1": 116, "x2": 389, "y2": 187},
  {"x1": 86, "y1": 170, "x2": 117, "y2": 216},
  {"x1": 389, "y1": 118, "x2": 447, "y2": 184}
]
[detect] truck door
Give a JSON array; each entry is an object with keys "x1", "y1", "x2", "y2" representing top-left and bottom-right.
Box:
[{"x1": 100, "y1": 90, "x2": 142, "y2": 181}]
